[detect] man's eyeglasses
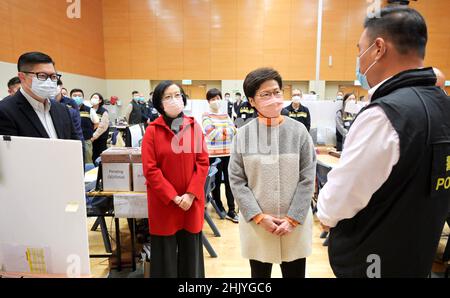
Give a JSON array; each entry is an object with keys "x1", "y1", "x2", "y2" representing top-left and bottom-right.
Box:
[
  {"x1": 22, "y1": 72, "x2": 62, "y2": 82},
  {"x1": 256, "y1": 89, "x2": 283, "y2": 100}
]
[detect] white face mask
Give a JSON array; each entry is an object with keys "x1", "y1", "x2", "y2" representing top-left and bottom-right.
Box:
[
  {"x1": 209, "y1": 100, "x2": 221, "y2": 111},
  {"x1": 292, "y1": 96, "x2": 301, "y2": 104},
  {"x1": 336, "y1": 95, "x2": 344, "y2": 100},
  {"x1": 91, "y1": 97, "x2": 100, "y2": 106},
  {"x1": 31, "y1": 77, "x2": 58, "y2": 99}
]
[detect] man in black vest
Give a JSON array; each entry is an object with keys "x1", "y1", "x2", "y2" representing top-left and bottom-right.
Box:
[
  {"x1": 281, "y1": 89, "x2": 311, "y2": 131},
  {"x1": 317, "y1": 6, "x2": 450, "y2": 278},
  {"x1": 126, "y1": 91, "x2": 145, "y2": 125}
]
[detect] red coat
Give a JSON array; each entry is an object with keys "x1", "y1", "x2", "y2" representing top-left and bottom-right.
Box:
[{"x1": 142, "y1": 115, "x2": 210, "y2": 236}]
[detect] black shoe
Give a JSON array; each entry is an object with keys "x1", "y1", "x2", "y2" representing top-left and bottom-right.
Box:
[{"x1": 226, "y1": 211, "x2": 239, "y2": 223}]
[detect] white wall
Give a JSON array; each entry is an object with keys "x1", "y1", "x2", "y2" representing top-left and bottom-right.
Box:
[
  {"x1": 222, "y1": 80, "x2": 245, "y2": 99},
  {"x1": 0, "y1": 62, "x2": 19, "y2": 99},
  {"x1": 0, "y1": 61, "x2": 107, "y2": 101},
  {"x1": 60, "y1": 72, "x2": 106, "y2": 100},
  {"x1": 325, "y1": 81, "x2": 354, "y2": 100},
  {"x1": 105, "y1": 80, "x2": 151, "y2": 117}
]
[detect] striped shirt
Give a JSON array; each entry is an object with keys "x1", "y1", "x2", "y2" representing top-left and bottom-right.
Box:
[{"x1": 202, "y1": 112, "x2": 237, "y2": 157}]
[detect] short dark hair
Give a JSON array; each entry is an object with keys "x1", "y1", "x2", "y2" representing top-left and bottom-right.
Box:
[
  {"x1": 57, "y1": 79, "x2": 63, "y2": 86},
  {"x1": 235, "y1": 92, "x2": 242, "y2": 97},
  {"x1": 225, "y1": 93, "x2": 230, "y2": 96},
  {"x1": 70, "y1": 88, "x2": 84, "y2": 97},
  {"x1": 152, "y1": 80, "x2": 187, "y2": 115},
  {"x1": 91, "y1": 93, "x2": 105, "y2": 107},
  {"x1": 132, "y1": 91, "x2": 139, "y2": 96},
  {"x1": 364, "y1": 6, "x2": 427, "y2": 58},
  {"x1": 206, "y1": 88, "x2": 222, "y2": 101},
  {"x1": 7, "y1": 77, "x2": 20, "y2": 88},
  {"x1": 61, "y1": 87, "x2": 68, "y2": 93},
  {"x1": 243, "y1": 67, "x2": 283, "y2": 99},
  {"x1": 17, "y1": 52, "x2": 55, "y2": 72}
]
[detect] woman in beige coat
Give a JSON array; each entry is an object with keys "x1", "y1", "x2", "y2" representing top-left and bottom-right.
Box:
[{"x1": 229, "y1": 68, "x2": 316, "y2": 278}]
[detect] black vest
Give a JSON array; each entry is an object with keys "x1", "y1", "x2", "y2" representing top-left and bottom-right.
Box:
[
  {"x1": 129, "y1": 100, "x2": 143, "y2": 125},
  {"x1": 335, "y1": 111, "x2": 354, "y2": 151},
  {"x1": 328, "y1": 68, "x2": 450, "y2": 277},
  {"x1": 95, "y1": 106, "x2": 109, "y2": 141},
  {"x1": 79, "y1": 104, "x2": 94, "y2": 140}
]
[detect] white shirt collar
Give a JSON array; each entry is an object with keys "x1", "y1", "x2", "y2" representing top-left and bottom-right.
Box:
[
  {"x1": 368, "y1": 77, "x2": 392, "y2": 102},
  {"x1": 20, "y1": 88, "x2": 51, "y2": 113}
]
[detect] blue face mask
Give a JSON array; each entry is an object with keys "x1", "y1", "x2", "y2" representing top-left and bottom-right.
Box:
[
  {"x1": 356, "y1": 42, "x2": 377, "y2": 90},
  {"x1": 73, "y1": 96, "x2": 83, "y2": 106}
]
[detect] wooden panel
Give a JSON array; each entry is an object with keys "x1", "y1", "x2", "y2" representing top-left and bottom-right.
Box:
[
  {"x1": 129, "y1": 0, "x2": 157, "y2": 79},
  {"x1": 102, "y1": 0, "x2": 318, "y2": 80},
  {"x1": 210, "y1": 0, "x2": 238, "y2": 79},
  {"x1": 235, "y1": 0, "x2": 265, "y2": 78},
  {"x1": 183, "y1": 0, "x2": 211, "y2": 80},
  {"x1": 288, "y1": 0, "x2": 318, "y2": 80},
  {"x1": 320, "y1": 0, "x2": 367, "y2": 81},
  {"x1": 0, "y1": 1, "x2": 14, "y2": 63},
  {"x1": 156, "y1": 0, "x2": 184, "y2": 79},
  {"x1": 410, "y1": 0, "x2": 450, "y2": 78},
  {"x1": 262, "y1": 0, "x2": 291, "y2": 76},
  {"x1": 0, "y1": 0, "x2": 105, "y2": 78}
]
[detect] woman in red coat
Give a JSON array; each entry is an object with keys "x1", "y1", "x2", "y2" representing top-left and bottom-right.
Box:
[{"x1": 142, "y1": 81, "x2": 209, "y2": 278}]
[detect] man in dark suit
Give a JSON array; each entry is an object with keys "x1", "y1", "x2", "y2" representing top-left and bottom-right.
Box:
[{"x1": 0, "y1": 52, "x2": 79, "y2": 140}]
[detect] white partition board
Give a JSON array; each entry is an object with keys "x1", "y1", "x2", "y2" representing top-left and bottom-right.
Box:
[{"x1": 0, "y1": 136, "x2": 90, "y2": 277}]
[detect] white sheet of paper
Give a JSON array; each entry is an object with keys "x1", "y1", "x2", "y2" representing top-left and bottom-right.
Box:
[{"x1": 114, "y1": 194, "x2": 148, "y2": 219}]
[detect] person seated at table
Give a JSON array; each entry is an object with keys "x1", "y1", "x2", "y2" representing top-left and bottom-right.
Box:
[
  {"x1": 142, "y1": 80, "x2": 209, "y2": 278},
  {"x1": 282, "y1": 89, "x2": 311, "y2": 131},
  {"x1": 335, "y1": 93, "x2": 356, "y2": 152}
]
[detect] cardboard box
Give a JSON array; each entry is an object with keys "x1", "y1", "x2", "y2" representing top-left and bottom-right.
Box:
[
  {"x1": 101, "y1": 148, "x2": 132, "y2": 192},
  {"x1": 131, "y1": 150, "x2": 146, "y2": 192}
]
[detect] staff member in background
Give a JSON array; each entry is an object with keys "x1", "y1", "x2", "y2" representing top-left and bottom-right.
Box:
[
  {"x1": 0, "y1": 52, "x2": 78, "y2": 140},
  {"x1": 335, "y1": 93, "x2": 356, "y2": 152},
  {"x1": 317, "y1": 7, "x2": 450, "y2": 278},
  {"x1": 126, "y1": 91, "x2": 145, "y2": 125},
  {"x1": 71, "y1": 88, "x2": 99, "y2": 164},
  {"x1": 229, "y1": 68, "x2": 316, "y2": 278},
  {"x1": 233, "y1": 92, "x2": 243, "y2": 119},
  {"x1": 142, "y1": 81, "x2": 209, "y2": 278},
  {"x1": 55, "y1": 80, "x2": 83, "y2": 142},
  {"x1": 90, "y1": 93, "x2": 109, "y2": 163},
  {"x1": 61, "y1": 87, "x2": 69, "y2": 98},
  {"x1": 144, "y1": 91, "x2": 159, "y2": 125},
  {"x1": 336, "y1": 91, "x2": 344, "y2": 101},
  {"x1": 224, "y1": 92, "x2": 234, "y2": 118},
  {"x1": 6, "y1": 77, "x2": 21, "y2": 98},
  {"x1": 282, "y1": 89, "x2": 311, "y2": 131},
  {"x1": 202, "y1": 88, "x2": 238, "y2": 222},
  {"x1": 234, "y1": 94, "x2": 257, "y2": 128}
]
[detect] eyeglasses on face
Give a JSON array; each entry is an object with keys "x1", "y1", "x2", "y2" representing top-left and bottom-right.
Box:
[
  {"x1": 256, "y1": 89, "x2": 283, "y2": 100},
  {"x1": 22, "y1": 72, "x2": 62, "y2": 82}
]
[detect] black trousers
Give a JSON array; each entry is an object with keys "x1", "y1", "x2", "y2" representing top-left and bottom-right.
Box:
[
  {"x1": 209, "y1": 156, "x2": 235, "y2": 213},
  {"x1": 92, "y1": 137, "x2": 108, "y2": 164},
  {"x1": 150, "y1": 230, "x2": 205, "y2": 278},
  {"x1": 249, "y1": 258, "x2": 306, "y2": 278}
]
